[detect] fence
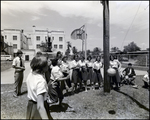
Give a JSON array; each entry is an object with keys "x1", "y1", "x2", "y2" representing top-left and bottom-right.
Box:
[{"x1": 117, "y1": 53, "x2": 149, "y2": 68}]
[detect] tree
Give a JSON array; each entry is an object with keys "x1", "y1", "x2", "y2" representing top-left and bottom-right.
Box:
[
  {"x1": 111, "y1": 47, "x2": 119, "y2": 52},
  {"x1": 92, "y1": 47, "x2": 102, "y2": 57},
  {"x1": 123, "y1": 42, "x2": 141, "y2": 53}
]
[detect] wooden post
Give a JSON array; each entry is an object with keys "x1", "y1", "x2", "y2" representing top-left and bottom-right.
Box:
[{"x1": 102, "y1": 0, "x2": 110, "y2": 93}]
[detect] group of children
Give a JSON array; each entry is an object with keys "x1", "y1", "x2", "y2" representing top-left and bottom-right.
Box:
[{"x1": 24, "y1": 51, "x2": 149, "y2": 119}]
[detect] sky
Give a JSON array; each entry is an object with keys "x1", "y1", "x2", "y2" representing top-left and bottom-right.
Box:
[{"x1": 1, "y1": 1, "x2": 149, "y2": 51}]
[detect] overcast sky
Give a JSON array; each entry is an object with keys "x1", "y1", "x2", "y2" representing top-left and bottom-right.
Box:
[{"x1": 1, "y1": 1, "x2": 149, "y2": 51}]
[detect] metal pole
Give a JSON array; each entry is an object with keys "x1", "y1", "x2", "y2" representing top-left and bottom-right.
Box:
[
  {"x1": 103, "y1": 0, "x2": 110, "y2": 93},
  {"x1": 85, "y1": 24, "x2": 87, "y2": 60}
]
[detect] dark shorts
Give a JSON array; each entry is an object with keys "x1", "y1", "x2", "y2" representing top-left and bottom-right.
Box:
[{"x1": 26, "y1": 100, "x2": 53, "y2": 119}]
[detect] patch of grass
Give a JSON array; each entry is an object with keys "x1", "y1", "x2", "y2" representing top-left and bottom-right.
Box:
[{"x1": 1, "y1": 76, "x2": 149, "y2": 119}]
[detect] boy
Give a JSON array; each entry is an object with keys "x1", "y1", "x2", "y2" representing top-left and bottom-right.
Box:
[{"x1": 122, "y1": 63, "x2": 136, "y2": 85}]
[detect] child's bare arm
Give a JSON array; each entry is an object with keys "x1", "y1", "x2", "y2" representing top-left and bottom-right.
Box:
[
  {"x1": 56, "y1": 75, "x2": 70, "y2": 81},
  {"x1": 37, "y1": 93, "x2": 49, "y2": 119}
]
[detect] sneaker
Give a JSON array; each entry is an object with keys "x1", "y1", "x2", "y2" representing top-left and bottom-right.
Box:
[
  {"x1": 85, "y1": 89, "x2": 88, "y2": 92},
  {"x1": 93, "y1": 88, "x2": 95, "y2": 90}
]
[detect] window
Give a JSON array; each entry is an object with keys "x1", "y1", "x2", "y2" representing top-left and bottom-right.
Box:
[
  {"x1": 13, "y1": 44, "x2": 17, "y2": 49},
  {"x1": 5, "y1": 35, "x2": 7, "y2": 39},
  {"x1": 54, "y1": 44, "x2": 57, "y2": 49},
  {"x1": 36, "y1": 44, "x2": 40, "y2": 49},
  {"x1": 59, "y1": 37, "x2": 63, "y2": 41},
  {"x1": 59, "y1": 45, "x2": 63, "y2": 49},
  {"x1": 52, "y1": 37, "x2": 54, "y2": 41},
  {"x1": 36, "y1": 36, "x2": 40, "y2": 41},
  {"x1": 13, "y1": 36, "x2": 17, "y2": 40}
]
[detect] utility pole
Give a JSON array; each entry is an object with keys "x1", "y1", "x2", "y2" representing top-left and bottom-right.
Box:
[{"x1": 101, "y1": 0, "x2": 110, "y2": 93}]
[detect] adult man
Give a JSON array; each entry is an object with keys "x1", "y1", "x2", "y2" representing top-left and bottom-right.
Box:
[{"x1": 12, "y1": 50, "x2": 25, "y2": 97}]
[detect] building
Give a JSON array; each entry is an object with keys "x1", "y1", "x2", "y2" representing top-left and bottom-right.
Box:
[
  {"x1": 1, "y1": 29, "x2": 35, "y2": 61},
  {"x1": 1, "y1": 26, "x2": 66, "y2": 61},
  {"x1": 31, "y1": 26, "x2": 66, "y2": 55}
]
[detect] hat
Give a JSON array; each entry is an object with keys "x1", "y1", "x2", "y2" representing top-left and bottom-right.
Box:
[
  {"x1": 17, "y1": 50, "x2": 23, "y2": 54},
  {"x1": 128, "y1": 63, "x2": 132, "y2": 66}
]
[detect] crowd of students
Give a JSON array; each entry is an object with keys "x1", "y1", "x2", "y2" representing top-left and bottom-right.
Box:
[{"x1": 12, "y1": 50, "x2": 149, "y2": 119}]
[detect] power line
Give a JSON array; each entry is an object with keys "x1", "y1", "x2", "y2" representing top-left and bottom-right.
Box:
[{"x1": 120, "y1": 1, "x2": 142, "y2": 50}]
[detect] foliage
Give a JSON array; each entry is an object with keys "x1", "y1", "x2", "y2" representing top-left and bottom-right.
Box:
[
  {"x1": 111, "y1": 47, "x2": 119, "y2": 52},
  {"x1": 65, "y1": 41, "x2": 71, "y2": 56},
  {"x1": 92, "y1": 47, "x2": 102, "y2": 57},
  {"x1": 123, "y1": 42, "x2": 141, "y2": 53}
]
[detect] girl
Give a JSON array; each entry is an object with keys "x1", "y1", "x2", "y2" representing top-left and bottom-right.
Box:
[
  {"x1": 78, "y1": 56, "x2": 88, "y2": 92},
  {"x1": 60, "y1": 56, "x2": 71, "y2": 94},
  {"x1": 70, "y1": 54, "x2": 81, "y2": 93},
  {"x1": 92, "y1": 56, "x2": 103, "y2": 90},
  {"x1": 26, "y1": 56, "x2": 53, "y2": 119},
  {"x1": 109, "y1": 55, "x2": 120, "y2": 90},
  {"x1": 47, "y1": 58, "x2": 70, "y2": 107},
  {"x1": 86, "y1": 55, "x2": 93, "y2": 86}
]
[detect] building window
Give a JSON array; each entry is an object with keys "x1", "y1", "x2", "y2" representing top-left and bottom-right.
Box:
[
  {"x1": 13, "y1": 36, "x2": 17, "y2": 40},
  {"x1": 5, "y1": 35, "x2": 7, "y2": 39},
  {"x1": 59, "y1": 45, "x2": 63, "y2": 49},
  {"x1": 36, "y1": 44, "x2": 40, "y2": 49},
  {"x1": 54, "y1": 44, "x2": 57, "y2": 49},
  {"x1": 13, "y1": 44, "x2": 17, "y2": 49},
  {"x1": 52, "y1": 37, "x2": 54, "y2": 41},
  {"x1": 59, "y1": 37, "x2": 63, "y2": 41},
  {"x1": 36, "y1": 36, "x2": 40, "y2": 41}
]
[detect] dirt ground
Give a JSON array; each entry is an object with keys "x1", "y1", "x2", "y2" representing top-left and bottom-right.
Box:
[{"x1": 1, "y1": 75, "x2": 149, "y2": 119}]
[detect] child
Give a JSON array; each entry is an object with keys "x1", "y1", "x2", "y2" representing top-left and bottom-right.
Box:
[
  {"x1": 26, "y1": 56, "x2": 53, "y2": 119},
  {"x1": 60, "y1": 56, "x2": 71, "y2": 93},
  {"x1": 92, "y1": 56, "x2": 103, "y2": 90},
  {"x1": 122, "y1": 63, "x2": 136, "y2": 85},
  {"x1": 69, "y1": 54, "x2": 81, "y2": 93},
  {"x1": 47, "y1": 58, "x2": 70, "y2": 107},
  {"x1": 109, "y1": 55, "x2": 121, "y2": 90},
  {"x1": 142, "y1": 69, "x2": 149, "y2": 90},
  {"x1": 78, "y1": 56, "x2": 88, "y2": 92},
  {"x1": 86, "y1": 55, "x2": 93, "y2": 86}
]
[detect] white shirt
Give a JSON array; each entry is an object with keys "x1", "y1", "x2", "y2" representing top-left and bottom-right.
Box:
[
  {"x1": 110, "y1": 60, "x2": 118, "y2": 69},
  {"x1": 51, "y1": 66, "x2": 64, "y2": 80},
  {"x1": 78, "y1": 60, "x2": 87, "y2": 67},
  {"x1": 70, "y1": 60, "x2": 79, "y2": 69},
  {"x1": 86, "y1": 61, "x2": 93, "y2": 67},
  {"x1": 143, "y1": 74, "x2": 149, "y2": 83},
  {"x1": 12, "y1": 56, "x2": 25, "y2": 71},
  {"x1": 93, "y1": 61, "x2": 103, "y2": 70},
  {"x1": 26, "y1": 72, "x2": 48, "y2": 102}
]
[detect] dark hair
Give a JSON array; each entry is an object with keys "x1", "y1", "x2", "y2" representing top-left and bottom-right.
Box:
[
  {"x1": 128, "y1": 63, "x2": 132, "y2": 66},
  {"x1": 95, "y1": 56, "x2": 101, "y2": 61},
  {"x1": 73, "y1": 54, "x2": 78, "y2": 60},
  {"x1": 80, "y1": 55, "x2": 85, "y2": 60},
  {"x1": 62, "y1": 56, "x2": 67, "y2": 61},
  {"x1": 56, "y1": 51, "x2": 62, "y2": 58},
  {"x1": 17, "y1": 50, "x2": 23, "y2": 56},
  {"x1": 51, "y1": 58, "x2": 58, "y2": 66},
  {"x1": 113, "y1": 55, "x2": 117, "y2": 59},
  {"x1": 109, "y1": 55, "x2": 114, "y2": 61},
  {"x1": 87, "y1": 56, "x2": 92, "y2": 60},
  {"x1": 30, "y1": 56, "x2": 47, "y2": 73},
  {"x1": 36, "y1": 51, "x2": 42, "y2": 57}
]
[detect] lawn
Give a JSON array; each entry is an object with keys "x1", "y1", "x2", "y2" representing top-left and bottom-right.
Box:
[{"x1": 1, "y1": 75, "x2": 149, "y2": 119}]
